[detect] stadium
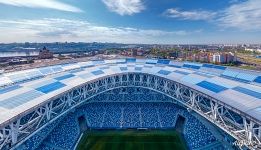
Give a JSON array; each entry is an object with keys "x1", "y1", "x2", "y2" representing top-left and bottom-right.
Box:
[{"x1": 0, "y1": 58, "x2": 261, "y2": 150}]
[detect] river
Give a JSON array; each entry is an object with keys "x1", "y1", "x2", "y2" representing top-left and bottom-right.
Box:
[{"x1": 0, "y1": 51, "x2": 39, "y2": 58}]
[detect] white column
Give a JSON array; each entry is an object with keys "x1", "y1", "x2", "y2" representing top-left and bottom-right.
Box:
[{"x1": 10, "y1": 119, "x2": 20, "y2": 144}]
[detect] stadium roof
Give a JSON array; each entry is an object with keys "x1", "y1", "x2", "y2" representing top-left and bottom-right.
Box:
[{"x1": 0, "y1": 58, "x2": 261, "y2": 126}]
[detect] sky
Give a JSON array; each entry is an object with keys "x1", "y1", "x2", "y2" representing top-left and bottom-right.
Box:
[{"x1": 0, "y1": 0, "x2": 260, "y2": 44}]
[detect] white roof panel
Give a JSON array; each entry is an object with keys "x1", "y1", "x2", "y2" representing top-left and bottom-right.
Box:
[{"x1": 181, "y1": 74, "x2": 206, "y2": 85}]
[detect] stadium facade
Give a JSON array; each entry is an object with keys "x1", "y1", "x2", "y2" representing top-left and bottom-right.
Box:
[{"x1": 0, "y1": 58, "x2": 261, "y2": 150}]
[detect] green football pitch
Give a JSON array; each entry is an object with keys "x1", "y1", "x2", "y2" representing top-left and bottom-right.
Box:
[{"x1": 76, "y1": 129, "x2": 187, "y2": 150}]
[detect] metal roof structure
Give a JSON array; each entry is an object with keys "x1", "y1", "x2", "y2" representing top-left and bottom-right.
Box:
[
  {"x1": 0, "y1": 58, "x2": 261, "y2": 149},
  {"x1": 1, "y1": 58, "x2": 260, "y2": 124}
]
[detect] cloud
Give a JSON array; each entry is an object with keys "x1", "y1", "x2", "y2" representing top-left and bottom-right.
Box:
[
  {"x1": 218, "y1": 0, "x2": 261, "y2": 30},
  {"x1": 0, "y1": 18, "x2": 201, "y2": 44},
  {"x1": 164, "y1": 8, "x2": 216, "y2": 21},
  {"x1": 102, "y1": 0, "x2": 145, "y2": 16},
  {"x1": 0, "y1": 0, "x2": 83, "y2": 12},
  {"x1": 164, "y1": 0, "x2": 261, "y2": 31}
]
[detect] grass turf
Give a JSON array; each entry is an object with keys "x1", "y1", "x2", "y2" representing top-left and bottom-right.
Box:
[{"x1": 77, "y1": 129, "x2": 187, "y2": 150}]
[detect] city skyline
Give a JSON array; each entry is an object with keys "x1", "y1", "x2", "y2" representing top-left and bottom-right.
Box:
[{"x1": 0, "y1": 0, "x2": 260, "y2": 44}]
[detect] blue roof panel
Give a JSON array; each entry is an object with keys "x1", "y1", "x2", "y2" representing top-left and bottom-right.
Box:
[
  {"x1": 135, "y1": 67, "x2": 142, "y2": 71},
  {"x1": 36, "y1": 82, "x2": 66, "y2": 94},
  {"x1": 221, "y1": 75, "x2": 250, "y2": 83},
  {"x1": 213, "y1": 65, "x2": 226, "y2": 70},
  {"x1": 254, "y1": 76, "x2": 261, "y2": 83},
  {"x1": 233, "y1": 87, "x2": 261, "y2": 99},
  {"x1": 183, "y1": 64, "x2": 201, "y2": 69},
  {"x1": 157, "y1": 59, "x2": 170, "y2": 64},
  {"x1": 197, "y1": 81, "x2": 228, "y2": 93},
  {"x1": 120, "y1": 67, "x2": 128, "y2": 71},
  {"x1": 202, "y1": 64, "x2": 226, "y2": 70},
  {"x1": 0, "y1": 85, "x2": 21, "y2": 94},
  {"x1": 54, "y1": 74, "x2": 75, "y2": 81},
  {"x1": 82, "y1": 65, "x2": 95, "y2": 68},
  {"x1": 92, "y1": 60, "x2": 105, "y2": 65},
  {"x1": 69, "y1": 68, "x2": 84, "y2": 74},
  {"x1": 126, "y1": 58, "x2": 136, "y2": 63},
  {"x1": 174, "y1": 70, "x2": 190, "y2": 75},
  {"x1": 146, "y1": 62, "x2": 156, "y2": 64},
  {"x1": 91, "y1": 70, "x2": 104, "y2": 75},
  {"x1": 202, "y1": 64, "x2": 214, "y2": 68},
  {"x1": 158, "y1": 70, "x2": 171, "y2": 75}
]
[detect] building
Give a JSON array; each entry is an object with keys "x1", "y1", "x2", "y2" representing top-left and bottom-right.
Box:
[
  {"x1": 212, "y1": 52, "x2": 235, "y2": 64},
  {"x1": 245, "y1": 48, "x2": 261, "y2": 53},
  {"x1": 169, "y1": 51, "x2": 179, "y2": 59},
  {"x1": 131, "y1": 49, "x2": 137, "y2": 57},
  {"x1": 213, "y1": 53, "x2": 224, "y2": 63},
  {"x1": 225, "y1": 52, "x2": 235, "y2": 63},
  {"x1": 38, "y1": 46, "x2": 53, "y2": 59},
  {"x1": 137, "y1": 48, "x2": 145, "y2": 56}
]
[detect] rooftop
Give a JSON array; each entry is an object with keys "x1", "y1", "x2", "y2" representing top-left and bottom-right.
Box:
[{"x1": 0, "y1": 58, "x2": 261, "y2": 126}]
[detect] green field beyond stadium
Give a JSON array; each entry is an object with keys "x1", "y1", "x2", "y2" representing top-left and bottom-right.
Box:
[{"x1": 76, "y1": 130, "x2": 187, "y2": 150}]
